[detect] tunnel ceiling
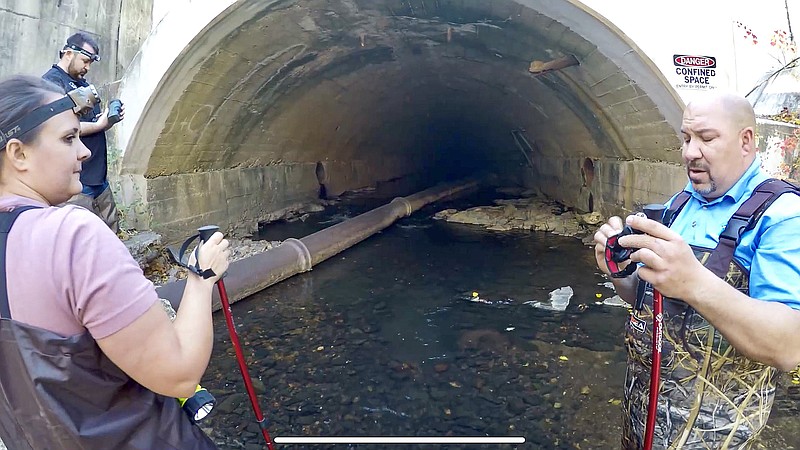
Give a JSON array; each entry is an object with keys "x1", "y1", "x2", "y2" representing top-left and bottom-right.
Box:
[{"x1": 127, "y1": 0, "x2": 684, "y2": 181}]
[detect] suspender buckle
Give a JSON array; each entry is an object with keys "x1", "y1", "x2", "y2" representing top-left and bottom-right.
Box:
[{"x1": 719, "y1": 216, "x2": 752, "y2": 242}]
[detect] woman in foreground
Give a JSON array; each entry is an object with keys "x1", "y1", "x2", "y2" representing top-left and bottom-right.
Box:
[{"x1": 0, "y1": 75, "x2": 229, "y2": 449}]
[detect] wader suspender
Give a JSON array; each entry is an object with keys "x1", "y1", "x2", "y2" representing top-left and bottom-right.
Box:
[
  {"x1": 0, "y1": 206, "x2": 38, "y2": 319},
  {"x1": 665, "y1": 178, "x2": 800, "y2": 278}
]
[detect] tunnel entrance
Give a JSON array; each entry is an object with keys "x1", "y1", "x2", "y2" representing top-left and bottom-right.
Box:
[{"x1": 118, "y1": 0, "x2": 684, "y2": 241}]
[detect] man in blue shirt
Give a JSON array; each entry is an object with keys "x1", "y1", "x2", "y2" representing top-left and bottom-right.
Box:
[
  {"x1": 43, "y1": 32, "x2": 123, "y2": 233},
  {"x1": 593, "y1": 92, "x2": 800, "y2": 449}
]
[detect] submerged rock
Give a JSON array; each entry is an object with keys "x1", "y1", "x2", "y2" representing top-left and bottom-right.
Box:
[{"x1": 457, "y1": 329, "x2": 511, "y2": 353}]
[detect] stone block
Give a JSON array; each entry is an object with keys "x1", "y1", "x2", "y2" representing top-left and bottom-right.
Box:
[
  {"x1": 618, "y1": 107, "x2": 669, "y2": 126},
  {"x1": 589, "y1": 72, "x2": 632, "y2": 97},
  {"x1": 579, "y1": 50, "x2": 621, "y2": 86},
  {"x1": 603, "y1": 99, "x2": 639, "y2": 118},
  {"x1": 557, "y1": 29, "x2": 597, "y2": 58},
  {"x1": 517, "y1": 8, "x2": 555, "y2": 32}
]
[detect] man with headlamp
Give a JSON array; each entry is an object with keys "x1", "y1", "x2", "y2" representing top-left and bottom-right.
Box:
[{"x1": 43, "y1": 31, "x2": 122, "y2": 233}]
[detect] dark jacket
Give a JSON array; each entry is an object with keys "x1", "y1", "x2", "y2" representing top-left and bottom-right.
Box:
[{"x1": 42, "y1": 65, "x2": 108, "y2": 186}]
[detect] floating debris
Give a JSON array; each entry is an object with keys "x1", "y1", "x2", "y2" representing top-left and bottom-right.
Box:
[
  {"x1": 458, "y1": 291, "x2": 514, "y2": 306},
  {"x1": 525, "y1": 286, "x2": 573, "y2": 311},
  {"x1": 599, "y1": 295, "x2": 629, "y2": 308}
]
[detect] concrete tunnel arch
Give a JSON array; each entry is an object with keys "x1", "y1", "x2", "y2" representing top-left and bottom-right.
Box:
[{"x1": 114, "y1": 0, "x2": 687, "y2": 242}]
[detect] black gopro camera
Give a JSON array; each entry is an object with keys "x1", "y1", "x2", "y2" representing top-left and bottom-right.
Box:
[{"x1": 604, "y1": 204, "x2": 667, "y2": 277}]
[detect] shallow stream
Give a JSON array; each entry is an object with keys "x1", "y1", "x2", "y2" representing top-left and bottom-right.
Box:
[{"x1": 202, "y1": 188, "x2": 799, "y2": 449}]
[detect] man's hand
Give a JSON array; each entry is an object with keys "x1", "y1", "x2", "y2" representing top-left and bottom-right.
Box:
[
  {"x1": 117, "y1": 103, "x2": 125, "y2": 122},
  {"x1": 593, "y1": 215, "x2": 627, "y2": 276},
  {"x1": 112, "y1": 103, "x2": 126, "y2": 126},
  {"x1": 92, "y1": 104, "x2": 125, "y2": 131},
  {"x1": 79, "y1": 107, "x2": 110, "y2": 136},
  {"x1": 621, "y1": 214, "x2": 711, "y2": 302},
  {"x1": 594, "y1": 216, "x2": 640, "y2": 304},
  {"x1": 94, "y1": 107, "x2": 110, "y2": 130}
]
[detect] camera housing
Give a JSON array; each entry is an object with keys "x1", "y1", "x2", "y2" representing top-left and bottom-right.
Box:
[
  {"x1": 604, "y1": 204, "x2": 667, "y2": 278},
  {"x1": 606, "y1": 225, "x2": 642, "y2": 263},
  {"x1": 107, "y1": 99, "x2": 123, "y2": 125}
]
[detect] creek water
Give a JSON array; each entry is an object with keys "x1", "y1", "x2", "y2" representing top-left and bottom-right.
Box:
[{"x1": 202, "y1": 188, "x2": 799, "y2": 450}]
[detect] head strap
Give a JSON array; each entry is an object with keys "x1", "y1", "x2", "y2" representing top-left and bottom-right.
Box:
[
  {"x1": 0, "y1": 85, "x2": 99, "y2": 149},
  {"x1": 63, "y1": 43, "x2": 101, "y2": 62}
]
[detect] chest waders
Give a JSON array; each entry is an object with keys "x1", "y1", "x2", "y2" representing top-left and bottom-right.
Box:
[
  {"x1": 621, "y1": 178, "x2": 800, "y2": 450},
  {"x1": 0, "y1": 206, "x2": 217, "y2": 449}
]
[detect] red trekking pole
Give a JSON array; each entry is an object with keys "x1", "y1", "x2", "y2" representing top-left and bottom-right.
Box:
[
  {"x1": 198, "y1": 226, "x2": 276, "y2": 450},
  {"x1": 603, "y1": 204, "x2": 667, "y2": 450},
  {"x1": 639, "y1": 205, "x2": 667, "y2": 450},
  {"x1": 642, "y1": 288, "x2": 663, "y2": 450}
]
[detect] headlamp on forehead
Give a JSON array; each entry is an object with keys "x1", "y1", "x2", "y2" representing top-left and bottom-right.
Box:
[
  {"x1": 62, "y1": 44, "x2": 101, "y2": 62},
  {"x1": 0, "y1": 85, "x2": 100, "y2": 149}
]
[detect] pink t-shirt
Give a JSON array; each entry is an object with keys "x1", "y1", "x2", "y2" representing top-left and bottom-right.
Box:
[{"x1": 1, "y1": 195, "x2": 157, "y2": 339}]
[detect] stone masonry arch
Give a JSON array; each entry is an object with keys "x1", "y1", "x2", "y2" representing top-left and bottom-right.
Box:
[{"x1": 113, "y1": 0, "x2": 686, "y2": 241}]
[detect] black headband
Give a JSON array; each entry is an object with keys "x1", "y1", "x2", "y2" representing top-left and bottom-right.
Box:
[
  {"x1": 0, "y1": 85, "x2": 99, "y2": 149},
  {"x1": 63, "y1": 44, "x2": 101, "y2": 62}
]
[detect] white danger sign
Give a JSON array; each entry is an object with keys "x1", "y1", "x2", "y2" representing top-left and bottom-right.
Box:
[{"x1": 672, "y1": 54, "x2": 718, "y2": 91}]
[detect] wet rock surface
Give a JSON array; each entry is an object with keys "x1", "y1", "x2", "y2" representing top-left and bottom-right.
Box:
[
  {"x1": 121, "y1": 230, "x2": 162, "y2": 268},
  {"x1": 433, "y1": 195, "x2": 600, "y2": 239}
]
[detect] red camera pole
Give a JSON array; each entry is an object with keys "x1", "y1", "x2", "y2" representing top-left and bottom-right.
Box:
[
  {"x1": 642, "y1": 289, "x2": 664, "y2": 450},
  {"x1": 216, "y1": 279, "x2": 275, "y2": 450}
]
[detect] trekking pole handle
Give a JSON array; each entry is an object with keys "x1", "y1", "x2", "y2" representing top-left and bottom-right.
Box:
[
  {"x1": 198, "y1": 225, "x2": 220, "y2": 243},
  {"x1": 196, "y1": 225, "x2": 227, "y2": 279}
]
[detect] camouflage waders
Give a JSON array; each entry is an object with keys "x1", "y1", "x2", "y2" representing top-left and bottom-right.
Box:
[
  {"x1": 622, "y1": 253, "x2": 777, "y2": 449},
  {"x1": 622, "y1": 178, "x2": 799, "y2": 449}
]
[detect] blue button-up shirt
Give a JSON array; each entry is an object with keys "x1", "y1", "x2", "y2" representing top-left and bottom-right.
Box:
[{"x1": 667, "y1": 157, "x2": 800, "y2": 310}]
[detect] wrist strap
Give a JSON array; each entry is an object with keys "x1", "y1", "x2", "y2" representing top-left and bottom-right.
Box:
[{"x1": 167, "y1": 233, "x2": 217, "y2": 279}]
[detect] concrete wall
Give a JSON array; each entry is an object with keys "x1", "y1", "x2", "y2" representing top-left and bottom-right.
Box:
[
  {"x1": 138, "y1": 152, "x2": 424, "y2": 242},
  {"x1": 0, "y1": 0, "x2": 153, "y2": 98},
  {"x1": 145, "y1": 164, "x2": 319, "y2": 241},
  {"x1": 522, "y1": 119, "x2": 797, "y2": 220},
  {"x1": 110, "y1": 0, "x2": 685, "y2": 240},
  {"x1": 0, "y1": 1, "x2": 684, "y2": 239},
  {"x1": 520, "y1": 155, "x2": 685, "y2": 217}
]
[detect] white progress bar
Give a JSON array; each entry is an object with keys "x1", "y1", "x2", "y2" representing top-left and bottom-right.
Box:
[{"x1": 274, "y1": 436, "x2": 526, "y2": 444}]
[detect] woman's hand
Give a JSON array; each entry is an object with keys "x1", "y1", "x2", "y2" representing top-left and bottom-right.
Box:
[{"x1": 188, "y1": 231, "x2": 230, "y2": 283}]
